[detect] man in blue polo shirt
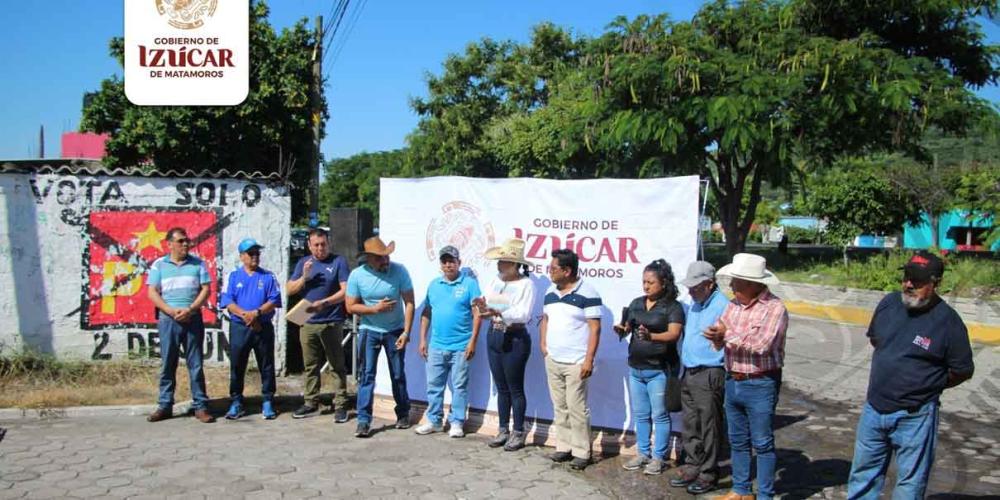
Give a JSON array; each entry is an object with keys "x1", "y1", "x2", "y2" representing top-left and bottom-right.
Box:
[
  {"x1": 287, "y1": 228, "x2": 352, "y2": 423},
  {"x1": 415, "y1": 246, "x2": 482, "y2": 438},
  {"x1": 146, "y1": 227, "x2": 214, "y2": 423},
  {"x1": 221, "y1": 238, "x2": 282, "y2": 420},
  {"x1": 670, "y1": 261, "x2": 729, "y2": 495},
  {"x1": 345, "y1": 236, "x2": 415, "y2": 438},
  {"x1": 848, "y1": 252, "x2": 974, "y2": 499}
]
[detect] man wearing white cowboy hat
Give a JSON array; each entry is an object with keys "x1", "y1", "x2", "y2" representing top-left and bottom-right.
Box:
[
  {"x1": 345, "y1": 236, "x2": 416, "y2": 438},
  {"x1": 703, "y1": 253, "x2": 788, "y2": 500}
]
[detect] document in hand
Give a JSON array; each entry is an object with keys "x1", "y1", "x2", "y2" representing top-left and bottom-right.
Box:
[{"x1": 286, "y1": 299, "x2": 315, "y2": 326}]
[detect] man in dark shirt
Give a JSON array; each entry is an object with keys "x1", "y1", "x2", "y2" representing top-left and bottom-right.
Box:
[
  {"x1": 286, "y1": 228, "x2": 352, "y2": 423},
  {"x1": 847, "y1": 252, "x2": 974, "y2": 499}
]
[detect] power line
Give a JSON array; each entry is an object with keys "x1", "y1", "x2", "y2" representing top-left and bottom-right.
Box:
[
  {"x1": 322, "y1": 0, "x2": 346, "y2": 35},
  {"x1": 323, "y1": 0, "x2": 351, "y2": 52},
  {"x1": 326, "y1": 0, "x2": 366, "y2": 73}
]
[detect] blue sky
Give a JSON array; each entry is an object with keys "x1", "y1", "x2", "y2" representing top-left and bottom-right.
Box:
[{"x1": 0, "y1": 1, "x2": 996, "y2": 162}]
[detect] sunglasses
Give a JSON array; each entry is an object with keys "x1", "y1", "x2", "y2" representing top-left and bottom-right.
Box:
[{"x1": 172, "y1": 238, "x2": 190, "y2": 244}]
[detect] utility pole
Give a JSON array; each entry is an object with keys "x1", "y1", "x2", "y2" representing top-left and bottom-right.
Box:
[
  {"x1": 309, "y1": 16, "x2": 323, "y2": 228},
  {"x1": 39, "y1": 125, "x2": 45, "y2": 159}
]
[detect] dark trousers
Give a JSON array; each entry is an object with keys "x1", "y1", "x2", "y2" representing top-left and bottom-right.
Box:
[
  {"x1": 228, "y1": 321, "x2": 276, "y2": 402},
  {"x1": 681, "y1": 366, "x2": 726, "y2": 481},
  {"x1": 487, "y1": 327, "x2": 531, "y2": 432}
]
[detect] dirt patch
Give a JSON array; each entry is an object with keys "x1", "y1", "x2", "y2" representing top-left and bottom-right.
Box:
[{"x1": 0, "y1": 361, "x2": 306, "y2": 408}]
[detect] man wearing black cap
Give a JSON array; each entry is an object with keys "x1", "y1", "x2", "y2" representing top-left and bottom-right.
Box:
[{"x1": 847, "y1": 252, "x2": 974, "y2": 499}]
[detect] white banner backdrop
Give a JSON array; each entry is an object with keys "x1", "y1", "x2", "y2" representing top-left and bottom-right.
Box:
[{"x1": 377, "y1": 175, "x2": 699, "y2": 431}]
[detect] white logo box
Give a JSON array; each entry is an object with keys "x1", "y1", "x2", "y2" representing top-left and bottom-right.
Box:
[{"x1": 125, "y1": 0, "x2": 249, "y2": 106}]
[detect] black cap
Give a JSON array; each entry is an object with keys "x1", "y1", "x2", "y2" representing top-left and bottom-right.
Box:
[{"x1": 900, "y1": 252, "x2": 944, "y2": 282}]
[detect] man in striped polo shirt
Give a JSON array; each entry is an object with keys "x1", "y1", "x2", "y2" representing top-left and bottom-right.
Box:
[
  {"x1": 541, "y1": 248, "x2": 603, "y2": 471},
  {"x1": 146, "y1": 227, "x2": 215, "y2": 423}
]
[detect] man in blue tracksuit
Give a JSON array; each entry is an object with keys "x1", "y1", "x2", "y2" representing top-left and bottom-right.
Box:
[{"x1": 220, "y1": 237, "x2": 282, "y2": 420}]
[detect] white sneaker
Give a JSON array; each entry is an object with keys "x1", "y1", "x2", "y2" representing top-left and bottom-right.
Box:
[
  {"x1": 448, "y1": 425, "x2": 465, "y2": 438},
  {"x1": 414, "y1": 422, "x2": 443, "y2": 435}
]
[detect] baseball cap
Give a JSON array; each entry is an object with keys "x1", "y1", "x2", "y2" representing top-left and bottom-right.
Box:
[
  {"x1": 900, "y1": 252, "x2": 944, "y2": 282},
  {"x1": 439, "y1": 245, "x2": 460, "y2": 260},
  {"x1": 238, "y1": 238, "x2": 264, "y2": 254},
  {"x1": 681, "y1": 261, "x2": 716, "y2": 287}
]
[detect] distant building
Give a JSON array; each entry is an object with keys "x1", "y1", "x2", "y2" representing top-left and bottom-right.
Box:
[
  {"x1": 60, "y1": 132, "x2": 109, "y2": 159},
  {"x1": 904, "y1": 210, "x2": 998, "y2": 252}
]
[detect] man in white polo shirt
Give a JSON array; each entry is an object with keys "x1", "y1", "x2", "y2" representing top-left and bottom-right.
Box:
[{"x1": 541, "y1": 248, "x2": 603, "y2": 470}]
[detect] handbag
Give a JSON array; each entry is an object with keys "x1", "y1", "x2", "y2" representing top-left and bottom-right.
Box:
[{"x1": 666, "y1": 367, "x2": 682, "y2": 413}]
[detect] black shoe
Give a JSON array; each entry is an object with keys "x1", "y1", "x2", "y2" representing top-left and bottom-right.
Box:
[
  {"x1": 547, "y1": 451, "x2": 573, "y2": 463},
  {"x1": 354, "y1": 423, "x2": 371, "y2": 438},
  {"x1": 569, "y1": 457, "x2": 590, "y2": 470},
  {"x1": 686, "y1": 478, "x2": 717, "y2": 495},
  {"x1": 394, "y1": 417, "x2": 411, "y2": 429},
  {"x1": 669, "y1": 467, "x2": 698, "y2": 487},
  {"x1": 292, "y1": 405, "x2": 318, "y2": 419},
  {"x1": 333, "y1": 408, "x2": 349, "y2": 423}
]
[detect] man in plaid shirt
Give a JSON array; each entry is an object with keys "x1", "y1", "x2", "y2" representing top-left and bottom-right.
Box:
[{"x1": 703, "y1": 253, "x2": 788, "y2": 500}]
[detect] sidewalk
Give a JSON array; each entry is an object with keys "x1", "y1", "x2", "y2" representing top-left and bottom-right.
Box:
[{"x1": 589, "y1": 385, "x2": 1000, "y2": 498}]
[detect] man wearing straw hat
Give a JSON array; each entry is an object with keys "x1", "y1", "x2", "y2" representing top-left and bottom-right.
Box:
[
  {"x1": 703, "y1": 253, "x2": 788, "y2": 500},
  {"x1": 345, "y1": 236, "x2": 415, "y2": 438}
]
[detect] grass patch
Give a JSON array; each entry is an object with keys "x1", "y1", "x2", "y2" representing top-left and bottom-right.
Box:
[
  {"x1": 0, "y1": 349, "x2": 300, "y2": 409},
  {"x1": 776, "y1": 253, "x2": 1000, "y2": 299},
  {"x1": 703, "y1": 244, "x2": 999, "y2": 299}
]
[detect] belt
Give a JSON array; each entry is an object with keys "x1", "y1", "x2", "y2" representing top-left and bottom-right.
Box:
[
  {"x1": 728, "y1": 369, "x2": 780, "y2": 381},
  {"x1": 491, "y1": 324, "x2": 527, "y2": 332},
  {"x1": 686, "y1": 365, "x2": 723, "y2": 376}
]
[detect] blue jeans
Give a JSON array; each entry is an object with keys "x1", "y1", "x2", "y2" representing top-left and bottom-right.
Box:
[
  {"x1": 425, "y1": 347, "x2": 470, "y2": 426},
  {"x1": 725, "y1": 375, "x2": 779, "y2": 499},
  {"x1": 157, "y1": 314, "x2": 209, "y2": 410},
  {"x1": 228, "y1": 321, "x2": 276, "y2": 403},
  {"x1": 356, "y1": 328, "x2": 410, "y2": 425},
  {"x1": 628, "y1": 367, "x2": 671, "y2": 460},
  {"x1": 487, "y1": 328, "x2": 531, "y2": 432},
  {"x1": 847, "y1": 400, "x2": 939, "y2": 499}
]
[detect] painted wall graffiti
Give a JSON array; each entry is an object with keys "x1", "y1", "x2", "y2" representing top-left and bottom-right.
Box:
[
  {"x1": 83, "y1": 208, "x2": 223, "y2": 329},
  {"x1": 0, "y1": 172, "x2": 290, "y2": 368}
]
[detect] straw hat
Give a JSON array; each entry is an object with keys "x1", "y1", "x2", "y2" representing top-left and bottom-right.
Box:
[
  {"x1": 484, "y1": 238, "x2": 531, "y2": 266},
  {"x1": 359, "y1": 236, "x2": 395, "y2": 257},
  {"x1": 716, "y1": 253, "x2": 779, "y2": 285}
]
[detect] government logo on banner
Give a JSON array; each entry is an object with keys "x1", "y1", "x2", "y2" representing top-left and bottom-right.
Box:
[
  {"x1": 425, "y1": 201, "x2": 496, "y2": 271},
  {"x1": 125, "y1": 0, "x2": 249, "y2": 105},
  {"x1": 81, "y1": 209, "x2": 221, "y2": 329}
]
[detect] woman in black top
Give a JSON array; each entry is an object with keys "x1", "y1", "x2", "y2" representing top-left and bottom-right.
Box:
[{"x1": 614, "y1": 259, "x2": 684, "y2": 474}]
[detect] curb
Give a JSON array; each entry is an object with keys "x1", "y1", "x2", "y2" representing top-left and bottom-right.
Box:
[
  {"x1": 0, "y1": 395, "x2": 312, "y2": 421},
  {"x1": 0, "y1": 401, "x2": 191, "y2": 420},
  {"x1": 785, "y1": 300, "x2": 1000, "y2": 345}
]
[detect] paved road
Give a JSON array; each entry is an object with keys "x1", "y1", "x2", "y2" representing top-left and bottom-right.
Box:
[
  {"x1": 0, "y1": 413, "x2": 609, "y2": 500},
  {"x1": 1, "y1": 315, "x2": 997, "y2": 499},
  {"x1": 782, "y1": 314, "x2": 1000, "y2": 419}
]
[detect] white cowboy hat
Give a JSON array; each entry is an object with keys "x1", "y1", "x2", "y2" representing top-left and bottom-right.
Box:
[
  {"x1": 484, "y1": 238, "x2": 532, "y2": 266},
  {"x1": 716, "y1": 253, "x2": 779, "y2": 286}
]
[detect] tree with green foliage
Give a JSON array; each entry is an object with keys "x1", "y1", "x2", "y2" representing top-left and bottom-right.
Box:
[
  {"x1": 80, "y1": 1, "x2": 323, "y2": 220},
  {"x1": 406, "y1": 0, "x2": 998, "y2": 256},
  {"x1": 807, "y1": 158, "x2": 920, "y2": 244},
  {"x1": 407, "y1": 23, "x2": 584, "y2": 178},
  {"x1": 319, "y1": 150, "x2": 406, "y2": 222}
]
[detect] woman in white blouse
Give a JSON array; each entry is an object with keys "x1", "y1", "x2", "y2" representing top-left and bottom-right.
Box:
[{"x1": 476, "y1": 238, "x2": 536, "y2": 451}]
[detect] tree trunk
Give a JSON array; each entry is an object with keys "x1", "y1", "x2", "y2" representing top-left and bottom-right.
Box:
[
  {"x1": 707, "y1": 155, "x2": 762, "y2": 258},
  {"x1": 928, "y1": 212, "x2": 940, "y2": 250}
]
